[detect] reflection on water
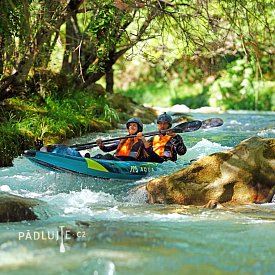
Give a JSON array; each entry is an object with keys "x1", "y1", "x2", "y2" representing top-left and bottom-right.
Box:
[{"x1": 0, "y1": 111, "x2": 275, "y2": 274}]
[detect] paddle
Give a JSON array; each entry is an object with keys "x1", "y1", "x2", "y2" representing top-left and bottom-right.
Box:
[
  {"x1": 201, "y1": 117, "x2": 223, "y2": 129},
  {"x1": 72, "y1": 120, "x2": 202, "y2": 151},
  {"x1": 71, "y1": 118, "x2": 223, "y2": 151}
]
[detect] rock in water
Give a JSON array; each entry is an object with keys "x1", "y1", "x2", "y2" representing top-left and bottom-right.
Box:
[
  {"x1": 146, "y1": 137, "x2": 275, "y2": 206},
  {"x1": 0, "y1": 192, "x2": 40, "y2": 222}
]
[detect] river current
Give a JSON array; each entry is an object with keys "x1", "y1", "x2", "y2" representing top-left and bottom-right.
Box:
[{"x1": 0, "y1": 111, "x2": 274, "y2": 275}]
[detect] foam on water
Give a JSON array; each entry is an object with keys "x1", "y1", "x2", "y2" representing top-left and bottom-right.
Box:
[
  {"x1": 185, "y1": 138, "x2": 231, "y2": 159},
  {"x1": 44, "y1": 189, "x2": 117, "y2": 211},
  {"x1": 20, "y1": 185, "x2": 274, "y2": 225},
  {"x1": 257, "y1": 128, "x2": 275, "y2": 137}
]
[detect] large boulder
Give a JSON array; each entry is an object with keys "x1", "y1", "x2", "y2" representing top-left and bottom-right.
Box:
[
  {"x1": 107, "y1": 93, "x2": 157, "y2": 124},
  {"x1": 0, "y1": 192, "x2": 41, "y2": 222},
  {"x1": 146, "y1": 137, "x2": 275, "y2": 206}
]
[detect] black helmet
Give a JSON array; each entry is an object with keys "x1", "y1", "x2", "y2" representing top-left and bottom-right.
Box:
[
  {"x1": 126, "y1": 117, "x2": 143, "y2": 132},
  {"x1": 157, "y1": 112, "x2": 172, "y2": 127}
]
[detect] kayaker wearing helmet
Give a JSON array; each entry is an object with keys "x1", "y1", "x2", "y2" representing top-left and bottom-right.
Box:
[
  {"x1": 95, "y1": 118, "x2": 151, "y2": 161},
  {"x1": 148, "y1": 112, "x2": 187, "y2": 163}
]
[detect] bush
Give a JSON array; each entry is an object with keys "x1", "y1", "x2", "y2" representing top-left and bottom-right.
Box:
[
  {"x1": 208, "y1": 58, "x2": 274, "y2": 111},
  {"x1": 4, "y1": 91, "x2": 119, "y2": 142},
  {"x1": 0, "y1": 123, "x2": 33, "y2": 166}
]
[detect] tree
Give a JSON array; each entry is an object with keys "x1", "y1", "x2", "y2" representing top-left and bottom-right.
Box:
[
  {"x1": 0, "y1": 0, "x2": 84, "y2": 101},
  {"x1": 0, "y1": 0, "x2": 273, "y2": 99}
]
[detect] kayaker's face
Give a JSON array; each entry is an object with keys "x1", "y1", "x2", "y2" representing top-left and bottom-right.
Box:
[
  {"x1": 157, "y1": 122, "x2": 170, "y2": 131},
  {"x1": 128, "y1": 123, "x2": 138, "y2": 135}
]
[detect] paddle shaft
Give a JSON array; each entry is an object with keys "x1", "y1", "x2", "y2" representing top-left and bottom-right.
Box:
[
  {"x1": 73, "y1": 129, "x2": 188, "y2": 151},
  {"x1": 71, "y1": 120, "x2": 203, "y2": 151},
  {"x1": 72, "y1": 118, "x2": 223, "y2": 151},
  {"x1": 74, "y1": 130, "x2": 177, "y2": 151}
]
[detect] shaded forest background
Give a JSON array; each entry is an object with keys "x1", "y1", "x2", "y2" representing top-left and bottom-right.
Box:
[{"x1": 0, "y1": 0, "x2": 274, "y2": 166}]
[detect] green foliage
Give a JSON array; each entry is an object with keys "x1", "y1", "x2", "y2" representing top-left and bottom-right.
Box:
[
  {"x1": 116, "y1": 57, "x2": 208, "y2": 108},
  {"x1": 118, "y1": 52, "x2": 274, "y2": 111},
  {"x1": 5, "y1": 92, "x2": 119, "y2": 144},
  {"x1": 208, "y1": 58, "x2": 275, "y2": 110},
  {"x1": 102, "y1": 99, "x2": 120, "y2": 123},
  {"x1": 0, "y1": 122, "x2": 33, "y2": 167},
  {"x1": 171, "y1": 87, "x2": 209, "y2": 109},
  {"x1": 86, "y1": 0, "x2": 132, "y2": 74},
  {"x1": 120, "y1": 81, "x2": 204, "y2": 108},
  {"x1": 1, "y1": 1, "x2": 274, "y2": 111},
  {"x1": 121, "y1": 83, "x2": 169, "y2": 107}
]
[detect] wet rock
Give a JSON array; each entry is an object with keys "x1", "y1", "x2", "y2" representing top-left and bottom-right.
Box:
[
  {"x1": 202, "y1": 199, "x2": 224, "y2": 209},
  {"x1": 84, "y1": 83, "x2": 106, "y2": 96},
  {"x1": 146, "y1": 137, "x2": 275, "y2": 206},
  {"x1": 108, "y1": 93, "x2": 157, "y2": 123},
  {"x1": 0, "y1": 192, "x2": 40, "y2": 222}
]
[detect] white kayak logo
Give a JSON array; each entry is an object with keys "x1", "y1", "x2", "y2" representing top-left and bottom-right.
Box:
[{"x1": 130, "y1": 165, "x2": 154, "y2": 173}]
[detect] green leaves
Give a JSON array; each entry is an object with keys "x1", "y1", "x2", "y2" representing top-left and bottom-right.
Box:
[
  {"x1": 208, "y1": 57, "x2": 274, "y2": 110},
  {"x1": 3, "y1": 91, "x2": 119, "y2": 143}
]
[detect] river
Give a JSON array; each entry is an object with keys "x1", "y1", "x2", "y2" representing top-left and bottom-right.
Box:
[{"x1": 0, "y1": 111, "x2": 274, "y2": 275}]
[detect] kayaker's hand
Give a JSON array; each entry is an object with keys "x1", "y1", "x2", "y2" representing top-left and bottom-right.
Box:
[
  {"x1": 96, "y1": 138, "x2": 104, "y2": 149},
  {"x1": 136, "y1": 132, "x2": 145, "y2": 141},
  {"x1": 136, "y1": 132, "x2": 150, "y2": 149}
]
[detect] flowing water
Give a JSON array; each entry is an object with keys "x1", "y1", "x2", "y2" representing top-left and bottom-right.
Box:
[{"x1": 0, "y1": 111, "x2": 275, "y2": 275}]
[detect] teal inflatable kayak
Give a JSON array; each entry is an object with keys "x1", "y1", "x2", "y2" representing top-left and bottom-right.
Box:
[{"x1": 24, "y1": 149, "x2": 158, "y2": 180}]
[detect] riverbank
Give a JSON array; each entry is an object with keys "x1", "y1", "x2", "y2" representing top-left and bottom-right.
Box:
[{"x1": 0, "y1": 89, "x2": 157, "y2": 167}]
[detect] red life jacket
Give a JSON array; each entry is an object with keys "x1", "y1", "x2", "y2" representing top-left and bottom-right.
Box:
[
  {"x1": 152, "y1": 135, "x2": 173, "y2": 158},
  {"x1": 115, "y1": 137, "x2": 142, "y2": 159}
]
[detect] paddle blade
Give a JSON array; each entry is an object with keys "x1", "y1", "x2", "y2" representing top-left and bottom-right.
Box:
[
  {"x1": 172, "y1": 120, "x2": 202, "y2": 133},
  {"x1": 201, "y1": 118, "x2": 223, "y2": 129}
]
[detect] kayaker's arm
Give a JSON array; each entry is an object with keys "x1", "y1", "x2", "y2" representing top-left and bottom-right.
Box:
[
  {"x1": 136, "y1": 132, "x2": 151, "y2": 149},
  {"x1": 96, "y1": 139, "x2": 119, "y2": 152},
  {"x1": 171, "y1": 135, "x2": 187, "y2": 155},
  {"x1": 147, "y1": 136, "x2": 153, "y2": 144}
]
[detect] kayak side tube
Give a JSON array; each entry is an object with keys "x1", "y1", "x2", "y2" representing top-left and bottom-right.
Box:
[{"x1": 24, "y1": 150, "x2": 158, "y2": 180}]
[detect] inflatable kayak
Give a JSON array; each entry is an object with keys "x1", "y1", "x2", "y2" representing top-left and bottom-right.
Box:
[{"x1": 24, "y1": 150, "x2": 158, "y2": 180}]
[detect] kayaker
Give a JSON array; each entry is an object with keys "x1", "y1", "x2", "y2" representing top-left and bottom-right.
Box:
[
  {"x1": 95, "y1": 118, "x2": 152, "y2": 161},
  {"x1": 147, "y1": 112, "x2": 187, "y2": 163}
]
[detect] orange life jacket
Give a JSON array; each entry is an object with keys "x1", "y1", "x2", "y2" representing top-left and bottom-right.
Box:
[
  {"x1": 152, "y1": 135, "x2": 173, "y2": 158},
  {"x1": 115, "y1": 137, "x2": 141, "y2": 159}
]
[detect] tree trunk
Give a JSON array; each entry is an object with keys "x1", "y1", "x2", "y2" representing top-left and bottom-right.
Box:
[
  {"x1": 0, "y1": 35, "x2": 3, "y2": 76},
  {"x1": 106, "y1": 66, "x2": 114, "y2": 93},
  {"x1": 61, "y1": 14, "x2": 81, "y2": 75},
  {"x1": 0, "y1": 0, "x2": 84, "y2": 100}
]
